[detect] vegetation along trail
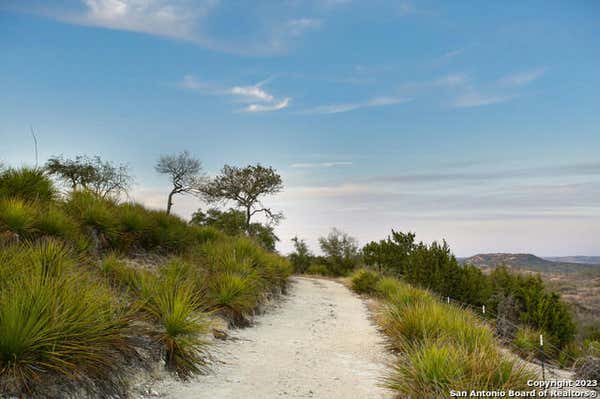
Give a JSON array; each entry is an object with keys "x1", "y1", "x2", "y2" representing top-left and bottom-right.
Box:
[{"x1": 156, "y1": 276, "x2": 394, "y2": 399}]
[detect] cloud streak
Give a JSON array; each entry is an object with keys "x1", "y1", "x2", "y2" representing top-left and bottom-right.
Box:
[
  {"x1": 290, "y1": 161, "x2": 352, "y2": 168},
  {"x1": 302, "y1": 96, "x2": 411, "y2": 114}
]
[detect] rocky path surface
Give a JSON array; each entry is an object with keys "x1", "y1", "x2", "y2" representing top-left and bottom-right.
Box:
[{"x1": 155, "y1": 276, "x2": 394, "y2": 399}]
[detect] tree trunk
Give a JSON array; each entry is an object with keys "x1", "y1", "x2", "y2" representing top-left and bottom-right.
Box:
[
  {"x1": 245, "y1": 206, "x2": 251, "y2": 233},
  {"x1": 166, "y1": 190, "x2": 175, "y2": 215}
]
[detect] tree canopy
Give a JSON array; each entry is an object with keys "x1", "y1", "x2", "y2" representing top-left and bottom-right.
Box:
[
  {"x1": 201, "y1": 164, "x2": 283, "y2": 229},
  {"x1": 155, "y1": 151, "x2": 204, "y2": 215},
  {"x1": 45, "y1": 155, "x2": 133, "y2": 199}
]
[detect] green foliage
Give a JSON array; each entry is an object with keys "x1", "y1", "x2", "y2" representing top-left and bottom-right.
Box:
[
  {"x1": 191, "y1": 207, "x2": 279, "y2": 251},
  {"x1": 318, "y1": 228, "x2": 360, "y2": 276},
  {"x1": 139, "y1": 269, "x2": 210, "y2": 379},
  {"x1": 46, "y1": 155, "x2": 132, "y2": 199},
  {"x1": 373, "y1": 275, "x2": 535, "y2": 398},
  {"x1": 289, "y1": 236, "x2": 312, "y2": 273},
  {"x1": 0, "y1": 199, "x2": 37, "y2": 240},
  {"x1": 363, "y1": 228, "x2": 575, "y2": 349},
  {"x1": 0, "y1": 167, "x2": 57, "y2": 203},
  {"x1": 350, "y1": 269, "x2": 381, "y2": 295},
  {"x1": 306, "y1": 263, "x2": 331, "y2": 276},
  {"x1": 0, "y1": 241, "x2": 132, "y2": 397}
]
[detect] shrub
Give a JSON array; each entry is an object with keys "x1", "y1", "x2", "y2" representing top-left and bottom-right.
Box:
[
  {"x1": 34, "y1": 205, "x2": 80, "y2": 242},
  {"x1": 0, "y1": 244, "x2": 133, "y2": 397},
  {"x1": 206, "y1": 273, "x2": 259, "y2": 326},
  {"x1": 387, "y1": 340, "x2": 534, "y2": 398},
  {"x1": 0, "y1": 167, "x2": 57, "y2": 202},
  {"x1": 140, "y1": 273, "x2": 210, "y2": 379},
  {"x1": 350, "y1": 269, "x2": 381, "y2": 295},
  {"x1": 65, "y1": 191, "x2": 117, "y2": 247},
  {"x1": 306, "y1": 264, "x2": 330, "y2": 276},
  {"x1": 375, "y1": 277, "x2": 405, "y2": 300},
  {"x1": 0, "y1": 199, "x2": 37, "y2": 241}
]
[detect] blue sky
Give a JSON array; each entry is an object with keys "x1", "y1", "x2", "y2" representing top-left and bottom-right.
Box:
[{"x1": 1, "y1": 0, "x2": 600, "y2": 256}]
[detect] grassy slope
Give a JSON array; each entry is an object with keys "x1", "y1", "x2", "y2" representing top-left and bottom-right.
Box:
[
  {"x1": 0, "y1": 169, "x2": 292, "y2": 398},
  {"x1": 350, "y1": 269, "x2": 536, "y2": 398}
]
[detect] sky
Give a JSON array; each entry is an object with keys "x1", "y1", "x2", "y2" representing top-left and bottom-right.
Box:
[{"x1": 1, "y1": 0, "x2": 600, "y2": 256}]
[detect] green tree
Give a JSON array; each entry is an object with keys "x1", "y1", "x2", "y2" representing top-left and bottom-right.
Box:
[
  {"x1": 201, "y1": 164, "x2": 283, "y2": 231},
  {"x1": 318, "y1": 228, "x2": 359, "y2": 276},
  {"x1": 190, "y1": 207, "x2": 279, "y2": 251},
  {"x1": 289, "y1": 236, "x2": 312, "y2": 273},
  {"x1": 46, "y1": 155, "x2": 133, "y2": 199}
]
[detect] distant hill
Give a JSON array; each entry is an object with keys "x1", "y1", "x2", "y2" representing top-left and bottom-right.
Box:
[
  {"x1": 460, "y1": 253, "x2": 600, "y2": 274},
  {"x1": 543, "y1": 256, "x2": 600, "y2": 265}
]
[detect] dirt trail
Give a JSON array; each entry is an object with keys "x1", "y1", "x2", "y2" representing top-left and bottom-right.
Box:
[{"x1": 155, "y1": 276, "x2": 394, "y2": 399}]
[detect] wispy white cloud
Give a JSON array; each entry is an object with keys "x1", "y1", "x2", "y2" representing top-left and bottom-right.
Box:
[
  {"x1": 21, "y1": 0, "x2": 325, "y2": 56},
  {"x1": 290, "y1": 161, "x2": 352, "y2": 168},
  {"x1": 498, "y1": 68, "x2": 547, "y2": 87},
  {"x1": 66, "y1": 0, "x2": 216, "y2": 42},
  {"x1": 434, "y1": 73, "x2": 469, "y2": 87},
  {"x1": 286, "y1": 18, "x2": 323, "y2": 37},
  {"x1": 230, "y1": 85, "x2": 274, "y2": 102},
  {"x1": 244, "y1": 98, "x2": 291, "y2": 112},
  {"x1": 396, "y1": 1, "x2": 416, "y2": 16},
  {"x1": 452, "y1": 91, "x2": 514, "y2": 108},
  {"x1": 302, "y1": 96, "x2": 411, "y2": 114},
  {"x1": 179, "y1": 74, "x2": 291, "y2": 112}
]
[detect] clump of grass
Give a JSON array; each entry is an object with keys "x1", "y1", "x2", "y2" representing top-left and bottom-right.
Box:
[
  {"x1": 65, "y1": 191, "x2": 117, "y2": 248},
  {"x1": 0, "y1": 242, "x2": 134, "y2": 397},
  {"x1": 387, "y1": 340, "x2": 534, "y2": 398},
  {"x1": 350, "y1": 269, "x2": 381, "y2": 295},
  {"x1": 374, "y1": 276, "x2": 405, "y2": 299},
  {"x1": 206, "y1": 273, "x2": 259, "y2": 326},
  {"x1": 140, "y1": 270, "x2": 211, "y2": 379},
  {"x1": 0, "y1": 167, "x2": 57, "y2": 202},
  {"x1": 0, "y1": 199, "x2": 37, "y2": 241},
  {"x1": 34, "y1": 205, "x2": 80, "y2": 242},
  {"x1": 371, "y1": 274, "x2": 536, "y2": 397}
]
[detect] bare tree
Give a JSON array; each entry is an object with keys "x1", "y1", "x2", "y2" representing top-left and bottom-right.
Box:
[
  {"x1": 201, "y1": 164, "x2": 283, "y2": 230},
  {"x1": 155, "y1": 151, "x2": 205, "y2": 215}
]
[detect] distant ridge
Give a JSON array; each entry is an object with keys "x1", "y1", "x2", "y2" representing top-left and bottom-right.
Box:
[
  {"x1": 460, "y1": 253, "x2": 600, "y2": 273},
  {"x1": 543, "y1": 256, "x2": 600, "y2": 265}
]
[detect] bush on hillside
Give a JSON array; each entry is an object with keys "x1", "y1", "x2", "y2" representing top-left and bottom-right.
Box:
[
  {"x1": 0, "y1": 167, "x2": 57, "y2": 202},
  {"x1": 350, "y1": 269, "x2": 381, "y2": 295},
  {"x1": 306, "y1": 263, "x2": 331, "y2": 276}
]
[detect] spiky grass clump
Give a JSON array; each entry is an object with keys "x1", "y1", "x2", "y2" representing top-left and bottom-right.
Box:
[
  {"x1": 350, "y1": 269, "x2": 381, "y2": 295},
  {"x1": 0, "y1": 241, "x2": 133, "y2": 397},
  {"x1": 140, "y1": 270, "x2": 211, "y2": 379},
  {"x1": 0, "y1": 167, "x2": 57, "y2": 202},
  {"x1": 387, "y1": 340, "x2": 535, "y2": 398},
  {"x1": 374, "y1": 276, "x2": 405, "y2": 299},
  {"x1": 206, "y1": 272, "x2": 259, "y2": 326},
  {"x1": 0, "y1": 199, "x2": 37, "y2": 241},
  {"x1": 373, "y1": 275, "x2": 535, "y2": 397},
  {"x1": 65, "y1": 191, "x2": 117, "y2": 247},
  {"x1": 34, "y1": 205, "x2": 81, "y2": 242}
]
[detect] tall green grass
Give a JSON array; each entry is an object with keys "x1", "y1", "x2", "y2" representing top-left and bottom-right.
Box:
[
  {"x1": 0, "y1": 241, "x2": 133, "y2": 397},
  {"x1": 350, "y1": 271, "x2": 536, "y2": 398},
  {"x1": 0, "y1": 167, "x2": 57, "y2": 203}
]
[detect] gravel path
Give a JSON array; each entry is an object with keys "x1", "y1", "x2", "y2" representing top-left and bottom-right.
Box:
[{"x1": 156, "y1": 276, "x2": 394, "y2": 399}]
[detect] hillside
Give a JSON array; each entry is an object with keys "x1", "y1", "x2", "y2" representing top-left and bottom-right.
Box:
[
  {"x1": 461, "y1": 253, "x2": 600, "y2": 273},
  {"x1": 544, "y1": 256, "x2": 600, "y2": 265}
]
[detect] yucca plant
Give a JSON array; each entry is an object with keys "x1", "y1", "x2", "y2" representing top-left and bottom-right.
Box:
[
  {"x1": 0, "y1": 199, "x2": 37, "y2": 241},
  {"x1": 140, "y1": 274, "x2": 211, "y2": 379},
  {"x1": 0, "y1": 264, "x2": 134, "y2": 397},
  {"x1": 64, "y1": 191, "x2": 117, "y2": 248},
  {"x1": 206, "y1": 272, "x2": 259, "y2": 326},
  {"x1": 0, "y1": 167, "x2": 57, "y2": 202},
  {"x1": 34, "y1": 205, "x2": 80, "y2": 242}
]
